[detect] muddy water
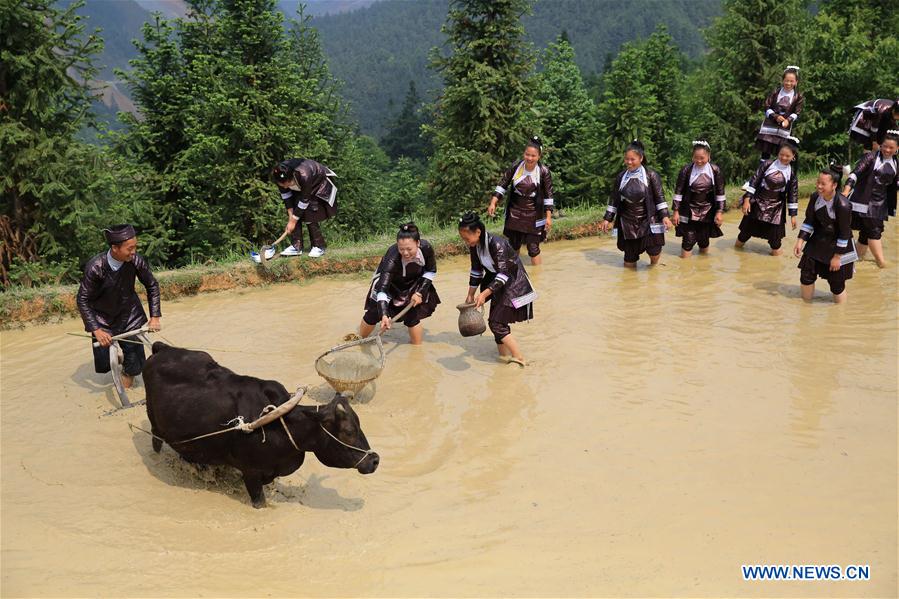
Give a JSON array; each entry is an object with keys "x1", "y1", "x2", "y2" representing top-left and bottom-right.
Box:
[{"x1": 2, "y1": 214, "x2": 896, "y2": 597}]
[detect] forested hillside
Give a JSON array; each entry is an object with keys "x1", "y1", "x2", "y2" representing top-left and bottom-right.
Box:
[
  {"x1": 67, "y1": 0, "x2": 720, "y2": 136},
  {"x1": 313, "y1": 0, "x2": 721, "y2": 135},
  {"x1": 3, "y1": 0, "x2": 896, "y2": 289}
]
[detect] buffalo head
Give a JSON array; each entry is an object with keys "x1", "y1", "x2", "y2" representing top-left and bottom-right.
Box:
[{"x1": 313, "y1": 395, "x2": 379, "y2": 474}]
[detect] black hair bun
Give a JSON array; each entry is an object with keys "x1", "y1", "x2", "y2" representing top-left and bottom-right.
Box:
[
  {"x1": 781, "y1": 136, "x2": 800, "y2": 149},
  {"x1": 458, "y1": 212, "x2": 482, "y2": 226},
  {"x1": 526, "y1": 136, "x2": 543, "y2": 152},
  {"x1": 272, "y1": 164, "x2": 288, "y2": 182},
  {"x1": 397, "y1": 221, "x2": 421, "y2": 241},
  {"x1": 822, "y1": 161, "x2": 845, "y2": 184}
]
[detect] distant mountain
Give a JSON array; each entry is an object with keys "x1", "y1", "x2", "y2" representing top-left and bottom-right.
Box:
[
  {"x1": 279, "y1": 0, "x2": 378, "y2": 17},
  {"x1": 131, "y1": 0, "x2": 189, "y2": 19},
  {"x1": 313, "y1": 0, "x2": 722, "y2": 137},
  {"x1": 77, "y1": 0, "x2": 376, "y2": 82},
  {"x1": 77, "y1": 0, "x2": 154, "y2": 80},
  {"x1": 130, "y1": 0, "x2": 377, "y2": 19},
  {"x1": 71, "y1": 0, "x2": 722, "y2": 140}
]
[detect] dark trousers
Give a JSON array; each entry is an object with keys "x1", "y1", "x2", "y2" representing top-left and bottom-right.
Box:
[
  {"x1": 799, "y1": 255, "x2": 850, "y2": 295},
  {"x1": 856, "y1": 217, "x2": 883, "y2": 244},
  {"x1": 92, "y1": 338, "x2": 146, "y2": 376},
  {"x1": 505, "y1": 230, "x2": 542, "y2": 257},
  {"x1": 290, "y1": 221, "x2": 326, "y2": 250},
  {"x1": 738, "y1": 229, "x2": 782, "y2": 250}
]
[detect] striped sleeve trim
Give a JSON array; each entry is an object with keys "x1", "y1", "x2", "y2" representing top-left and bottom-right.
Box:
[
  {"x1": 376, "y1": 292, "x2": 389, "y2": 302},
  {"x1": 495, "y1": 273, "x2": 510, "y2": 284},
  {"x1": 422, "y1": 271, "x2": 437, "y2": 281},
  {"x1": 280, "y1": 191, "x2": 293, "y2": 200},
  {"x1": 494, "y1": 186, "x2": 506, "y2": 196},
  {"x1": 800, "y1": 224, "x2": 814, "y2": 234},
  {"x1": 543, "y1": 198, "x2": 554, "y2": 206},
  {"x1": 655, "y1": 202, "x2": 668, "y2": 211},
  {"x1": 836, "y1": 238, "x2": 849, "y2": 248}
]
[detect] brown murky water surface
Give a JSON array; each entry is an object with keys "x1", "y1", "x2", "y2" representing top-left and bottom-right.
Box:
[{"x1": 2, "y1": 214, "x2": 896, "y2": 597}]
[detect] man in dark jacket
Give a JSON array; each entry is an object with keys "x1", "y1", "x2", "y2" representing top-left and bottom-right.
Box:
[{"x1": 76, "y1": 224, "x2": 162, "y2": 388}]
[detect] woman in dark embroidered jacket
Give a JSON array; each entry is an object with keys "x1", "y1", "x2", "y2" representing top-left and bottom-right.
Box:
[
  {"x1": 600, "y1": 140, "x2": 673, "y2": 267},
  {"x1": 672, "y1": 140, "x2": 726, "y2": 258},
  {"x1": 849, "y1": 99, "x2": 899, "y2": 151},
  {"x1": 487, "y1": 136, "x2": 555, "y2": 265},
  {"x1": 269, "y1": 158, "x2": 338, "y2": 258},
  {"x1": 841, "y1": 129, "x2": 898, "y2": 268},
  {"x1": 459, "y1": 213, "x2": 535, "y2": 367},
  {"x1": 359, "y1": 223, "x2": 440, "y2": 345},
  {"x1": 794, "y1": 165, "x2": 857, "y2": 304},
  {"x1": 736, "y1": 136, "x2": 800, "y2": 255},
  {"x1": 755, "y1": 66, "x2": 804, "y2": 163}
]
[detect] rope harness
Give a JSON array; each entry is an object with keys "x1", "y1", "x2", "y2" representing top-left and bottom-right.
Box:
[{"x1": 129, "y1": 386, "x2": 375, "y2": 466}]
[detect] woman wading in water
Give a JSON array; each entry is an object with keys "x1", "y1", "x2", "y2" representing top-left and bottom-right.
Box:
[
  {"x1": 736, "y1": 136, "x2": 799, "y2": 255},
  {"x1": 459, "y1": 212, "x2": 536, "y2": 367},
  {"x1": 672, "y1": 140, "x2": 726, "y2": 258},
  {"x1": 487, "y1": 136, "x2": 555, "y2": 265},
  {"x1": 600, "y1": 140, "x2": 672, "y2": 267},
  {"x1": 359, "y1": 223, "x2": 440, "y2": 345},
  {"x1": 794, "y1": 164, "x2": 857, "y2": 304},
  {"x1": 842, "y1": 129, "x2": 898, "y2": 268}
]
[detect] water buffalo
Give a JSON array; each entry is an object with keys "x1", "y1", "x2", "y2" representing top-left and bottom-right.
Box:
[{"x1": 142, "y1": 342, "x2": 379, "y2": 508}]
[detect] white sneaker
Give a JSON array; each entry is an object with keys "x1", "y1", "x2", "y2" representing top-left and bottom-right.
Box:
[
  {"x1": 249, "y1": 247, "x2": 277, "y2": 263},
  {"x1": 280, "y1": 245, "x2": 303, "y2": 257},
  {"x1": 308, "y1": 247, "x2": 325, "y2": 258}
]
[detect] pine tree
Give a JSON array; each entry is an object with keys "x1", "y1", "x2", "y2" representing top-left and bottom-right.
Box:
[
  {"x1": 115, "y1": 14, "x2": 192, "y2": 263},
  {"x1": 1, "y1": 0, "x2": 112, "y2": 285},
  {"x1": 532, "y1": 36, "x2": 601, "y2": 207},
  {"x1": 426, "y1": 0, "x2": 535, "y2": 219},
  {"x1": 596, "y1": 27, "x2": 687, "y2": 184},
  {"x1": 381, "y1": 81, "x2": 431, "y2": 161}
]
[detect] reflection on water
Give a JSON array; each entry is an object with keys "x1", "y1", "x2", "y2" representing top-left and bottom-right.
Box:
[{"x1": 1, "y1": 213, "x2": 896, "y2": 597}]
